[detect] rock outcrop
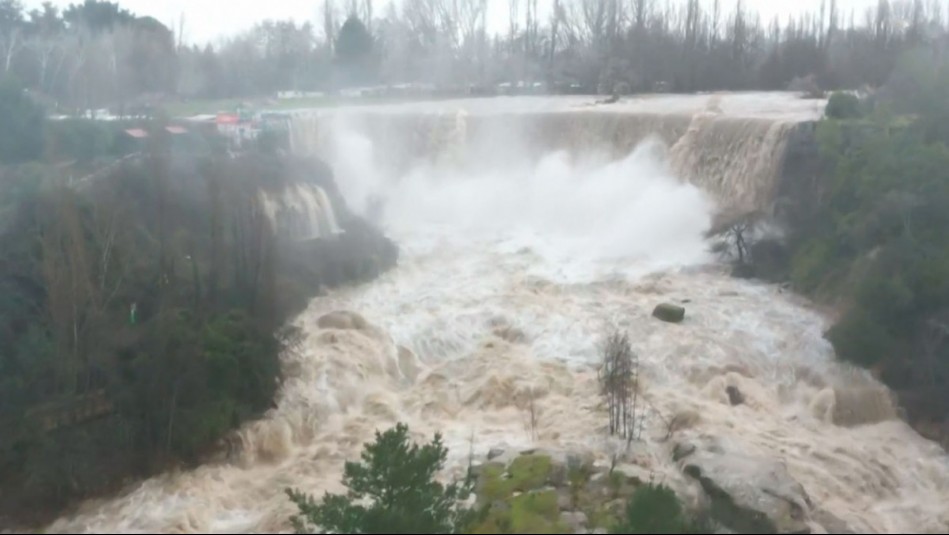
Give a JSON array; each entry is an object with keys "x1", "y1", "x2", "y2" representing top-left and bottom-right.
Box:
[
  {"x1": 675, "y1": 436, "x2": 813, "y2": 534},
  {"x1": 257, "y1": 155, "x2": 399, "y2": 316},
  {"x1": 468, "y1": 447, "x2": 706, "y2": 534},
  {"x1": 726, "y1": 386, "x2": 745, "y2": 406},
  {"x1": 467, "y1": 444, "x2": 864, "y2": 535}
]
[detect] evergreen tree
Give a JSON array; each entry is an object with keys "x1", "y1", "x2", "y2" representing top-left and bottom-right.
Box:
[
  {"x1": 334, "y1": 15, "x2": 374, "y2": 85},
  {"x1": 286, "y1": 423, "x2": 475, "y2": 534},
  {"x1": 611, "y1": 484, "x2": 711, "y2": 534},
  {"x1": 0, "y1": 76, "x2": 45, "y2": 163}
]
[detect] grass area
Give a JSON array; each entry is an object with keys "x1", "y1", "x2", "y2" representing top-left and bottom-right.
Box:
[
  {"x1": 469, "y1": 453, "x2": 708, "y2": 534},
  {"x1": 479, "y1": 454, "x2": 554, "y2": 500},
  {"x1": 470, "y1": 454, "x2": 636, "y2": 534},
  {"x1": 159, "y1": 94, "x2": 474, "y2": 117},
  {"x1": 588, "y1": 501, "x2": 623, "y2": 531},
  {"x1": 508, "y1": 455, "x2": 554, "y2": 492},
  {"x1": 472, "y1": 455, "x2": 563, "y2": 534},
  {"x1": 470, "y1": 490, "x2": 569, "y2": 534}
]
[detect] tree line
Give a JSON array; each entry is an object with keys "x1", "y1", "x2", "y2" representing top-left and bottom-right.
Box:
[
  {"x1": 0, "y1": 0, "x2": 176, "y2": 113},
  {"x1": 3, "y1": 0, "x2": 949, "y2": 111},
  {"x1": 0, "y1": 136, "x2": 280, "y2": 521}
]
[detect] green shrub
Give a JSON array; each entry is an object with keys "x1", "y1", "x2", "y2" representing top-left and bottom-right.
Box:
[
  {"x1": 790, "y1": 237, "x2": 839, "y2": 292},
  {"x1": 509, "y1": 491, "x2": 567, "y2": 534},
  {"x1": 0, "y1": 77, "x2": 46, "y2": 163},
  {"x1": 825, "y1": 92, "x2": 863, "y2": 120},
  {"x1": 507, "y1": 455, "x2": 552, "y2": 493},
  {"x1": 45, "y1": 119, "x2": 117, "y2": 162},
  {"x1": 611, "y1": 484, "x2": 710, "y2": 534},
  {"x1": 826, "y1": 309, "x2": 899, "y2": 368}
]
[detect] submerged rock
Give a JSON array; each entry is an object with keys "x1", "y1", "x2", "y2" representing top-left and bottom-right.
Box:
[
  {"x1": 653, "y1": 303, "x2": 686, "y2": 323},
  {"x1": 812, "y1": 508, "x2": 855, "y2": 534},
  {"x1": 726, "y1": 386, "x2": 745, "y2": 406},
  {"x1": 676, "y1": 437, "x2": 813, "y2": 534},
  {"x1": 317, "y1": 310, "x2": 369, "y2": 330},
  {"x1": 673, "y1": 442, "x2": 697, "y2": 462},
  {"x1": 488, "y1": 448, "x2": 506, "y2": 461},
  {"x1": 397, "y1": 346, "x2": 423, "y2": 382},
  {"x1": 493, "y1": 325, "x2": 528, "y2": 344}
]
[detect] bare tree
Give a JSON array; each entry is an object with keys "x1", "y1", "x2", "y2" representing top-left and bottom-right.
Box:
[
  {"x1": 458, "y1": 0, "x2": 487, "y2": 83},
  {"x1": 1, "y1": 26, "x2": 21, "y2": 73},
  {"x1": 38, "y1": 187, "x2": 127, "y2": 394},
  {"x1": 525, "y1": 0, "x2": 539, "y2": 59},
  {"x1": 525, "y1": 386, "x2": 539, "y2": 441},
  {"x1": 27, "y1": 33, "x2": 63, "y2": 92},
  {"x1": 633, "y1": 0, "x2": 651, "y2": 32},
  {"x1": 599, "y1": 330, "x2": 641, "y2": 443},
  {"x1": 321, "y1": 0, "x2": 338, "y2": 49},
  {"x1": 175, "y1": 12, "x2": 186, "y2": 51},
  {"x1": 549, "y1": 0, "x2": 563, "y2": 71},
  {"x1": 707, "y1": 211, "x2": 762, "y2": 267},
  {"x1": 363, "y1": 0, "x2": 374, "y2": 34}
]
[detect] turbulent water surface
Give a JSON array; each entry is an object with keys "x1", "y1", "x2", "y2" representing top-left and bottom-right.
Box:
[{"x1": 49, "y1": 94, "x2": 949, "y2": 534}]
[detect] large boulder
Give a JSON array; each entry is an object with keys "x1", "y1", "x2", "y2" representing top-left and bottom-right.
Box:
[
  {"x1": 675, "y1": 437, "x2": 813, "y2": 534},
  {"x1": 653, "y1": 303, "x2": 686, "y2": 323}
]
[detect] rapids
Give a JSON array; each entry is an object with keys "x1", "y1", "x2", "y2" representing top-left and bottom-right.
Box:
[{"x1": 47, "y1": 94, "x2": 949, "y2": 534}]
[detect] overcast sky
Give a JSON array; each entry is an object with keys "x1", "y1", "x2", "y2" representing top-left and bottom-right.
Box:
[{"x1": 23, "y1": 0, "x2": 884, "y2": 46}]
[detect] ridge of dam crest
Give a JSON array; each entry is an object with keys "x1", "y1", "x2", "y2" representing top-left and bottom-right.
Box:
[{"x1": 287, "y1": 93, "x2": 819, "y2": 220}]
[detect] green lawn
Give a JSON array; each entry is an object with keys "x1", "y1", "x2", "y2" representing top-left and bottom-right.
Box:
[{"x1": 160, "y1": 94, "x2": 468, "y2": 117}]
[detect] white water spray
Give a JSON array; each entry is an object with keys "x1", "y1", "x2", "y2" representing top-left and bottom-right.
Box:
[{"x1": 49, "y1": 97, "x2": 949, "y2": 534}]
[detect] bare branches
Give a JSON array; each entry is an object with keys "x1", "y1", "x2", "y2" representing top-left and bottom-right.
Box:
[
  {"x1": 707, "y1": 210, "x2": 763, "y2": 267},
  {"x1": 2, "y1": 25, "x2": 21, "y2": 73},
  {"x1": 599, "y1": 329, "x2": 642, "y2": 443},
  {"x1": 524, "y1": 386, "x2": 540, "y2": 442}
]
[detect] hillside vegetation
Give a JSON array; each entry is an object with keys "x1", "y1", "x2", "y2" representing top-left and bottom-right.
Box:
[
  {"x1": 720, "y1": 51, "x2": 949, "y2": 446},
  {"x1": 0, "y1": 121, "x2": 397, "y2": 525},
  {"x1": 287, "y1": 423, "x2": 711, "y2": 535}
]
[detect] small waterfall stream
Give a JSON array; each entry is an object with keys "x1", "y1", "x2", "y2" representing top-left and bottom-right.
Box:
[{"x1": 257, "y1": 183, "x2": 342, "y2": 241}]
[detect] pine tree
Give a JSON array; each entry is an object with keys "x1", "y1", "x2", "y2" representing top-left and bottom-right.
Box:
[{"x1": 286, "y1": 423, "x2": 475, "y2": 534}]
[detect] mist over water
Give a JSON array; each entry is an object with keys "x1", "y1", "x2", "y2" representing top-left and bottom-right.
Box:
[
  {"x1": 323, "y1": 114, "x2": 715, "y2": 278},
  {"x1": 47, "y1": 102, "x2": 949, "y2": 534}
]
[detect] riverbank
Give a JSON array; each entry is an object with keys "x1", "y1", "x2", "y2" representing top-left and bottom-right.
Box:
[{"x1": 0, "y1": 141, "x2": 398, "y2": 530}]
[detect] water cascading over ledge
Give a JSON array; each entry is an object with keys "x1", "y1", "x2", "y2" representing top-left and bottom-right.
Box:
[
  {"x1": 287, "y1": 93, "x2": 823, "y2": 219},
  {"x1": 258, "y1": 182, "x2": 343, "y2": 241}
]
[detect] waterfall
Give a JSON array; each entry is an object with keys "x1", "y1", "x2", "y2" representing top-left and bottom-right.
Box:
[
  {"x1": 286, "y1": 93, "x2": 818, "y2": 219},
  {"x1": 47, "y1": 94, "x2": 949, "y2": 535},
  {"x1": 258, "y1": 183, "x2": 342, "y2": 241}
]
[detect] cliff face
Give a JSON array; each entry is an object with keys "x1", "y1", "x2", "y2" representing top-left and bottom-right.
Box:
[
  {"x1": 79, "y1": 151, "x2": 400, "y2": 319},
  {"x1": 770, "y1": 121, "x2": 826, "y2": 226},
  {"x1": 253, "y1": 155, "x2": 400, "y2": 317}
]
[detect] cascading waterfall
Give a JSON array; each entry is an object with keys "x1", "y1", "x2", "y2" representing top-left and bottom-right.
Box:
[
  {"x1": 257, "y1": 183, "x2": 342, "y2": 241},
  {"x1": 289, "y1": 94, "x2": 812, "y2": 219},
  {"x1": 48, "y1": 94, "x2": 949, "y2": 534}
]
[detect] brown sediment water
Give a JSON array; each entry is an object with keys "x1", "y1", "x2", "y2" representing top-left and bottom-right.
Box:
[{"x1": 48, "y1": 93, "x2": 949, "y2": 534}]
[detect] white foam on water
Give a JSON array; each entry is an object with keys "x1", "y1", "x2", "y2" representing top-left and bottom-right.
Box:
[{"x1": 47, "y1": 105, "x2": 949, "y2": 535}]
